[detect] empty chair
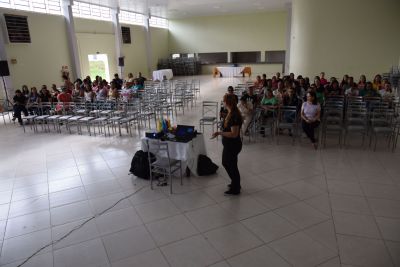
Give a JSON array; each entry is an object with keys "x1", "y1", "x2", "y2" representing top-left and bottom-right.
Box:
[
  {"x1": 276, "y1": 106, "x2": 298, "y2": 145},
  {"x1": 322, "y1": 106, "x2": 344, "y2": 147},
  {"x1": 369, "y1": 108, "x2": 395, "y2": 151},
  {"x1": 145, "y1": 139, "x2": 183, "y2": 194},
  {"x1": 344, "y1": 108, "x2": 368, "y2": 147},
  {"x1": 199, "y1": 101, "x2": 218, "y2": 133}
]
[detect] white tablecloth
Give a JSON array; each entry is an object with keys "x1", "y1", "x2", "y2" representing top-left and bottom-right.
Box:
[
  {"x1": 141, "y1": 135, "x2": 206, "y2": 176},
  {"x1": 217, "y1": 67, "x2": 244, "y2": 77},
  {"x1": 152, "y1": 69, "x2": 173, "y2": 81}
]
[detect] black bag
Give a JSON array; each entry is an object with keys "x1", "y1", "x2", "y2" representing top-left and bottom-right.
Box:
[
  {"x1": 197, "y1": 154, "x2": 219, "y2": 176},
  {"x1": 129, "y1": 150, "x2": 155, "y2": 179}
]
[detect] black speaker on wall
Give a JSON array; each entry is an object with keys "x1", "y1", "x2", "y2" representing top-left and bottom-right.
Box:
[
  {"x1": 0, "y1": 60, "x2": 10, "y2": 76},
  {"x1": 118, "y1": 57, "x2": 124, "y2": 67}
]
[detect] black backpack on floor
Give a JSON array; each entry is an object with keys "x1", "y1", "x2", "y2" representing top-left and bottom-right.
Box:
[
  {"x1": 197, "y1": 154, "x2": 219, "y2": 176},
  {"x1": 129, "y1": 150, "x2": 155, "y2": 179}
]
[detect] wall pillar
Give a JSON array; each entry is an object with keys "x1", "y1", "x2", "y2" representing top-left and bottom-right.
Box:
[
  {"x1": 284, "y1": 2, "x2": 292, "y2": 75},
  {"x1": 0, "y1": 17, "x2": 13, "y2": 102},
  {"x1": 144, "y1": 12, "x2": 153, "y2": 78},
  {"x1": 111, "y1": 8, "x2": 123, "y2": 78},
  {"x1": 61, "y1": 0, "x2": 81, "y2": 80}
]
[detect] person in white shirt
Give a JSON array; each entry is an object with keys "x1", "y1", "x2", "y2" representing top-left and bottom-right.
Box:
[
  {"x1": 237, "y1": 96, "x2": 253, "y2": 134},
  {"x1": 379, "y1": 83, "x2": 394, "y2": 99}
]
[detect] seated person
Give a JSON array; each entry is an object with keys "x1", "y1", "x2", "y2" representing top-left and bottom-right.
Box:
[
  {"x1": 132, "y1": 79, "x2": 144, "y2": 91},
  {"x1": 125, "y1": 73, "x2": 135, "y2": 88},
  {"x1": 261, "y1": 89, "x2": 279, "y2": 111},
  {"x1": 379, "y1": 82, "x2": 394, "y2": 100},
  {"x1": 283, "y1": 87, "x2": 300, "y2": 108},
  {"x1": 137, "y1": 72, "x2": 147, "y2": 86},
  {"x1": 50, "y1": 84, "x2": 60, "y2": 103},
  {"x1": 360, "y1": 82, "x2": 379, "y2": 97},
  {"x1": 372, "y1": 74, "x2": 383, "y2": 91},
  {"x1": 358, "y1": 74, "x2": 367, "y2": 90},
  {"x1": 320, "y1": 72, "x2": 328, "y2": 86},
  {"x1": 242, "y1": 87, "x2": 258, "y2": 106},
  {"x1": 326, "y1": 80, "x2": 342, "y2": 96},
  {"x1": 112, "y1": 73, "x2": 123, "y2": 90},
  {"x1": 27, "y1": 87, "x2": 40, "y2": 115},
  {"x1": 314, "y1": 78, "x2": 326, "y2": 104},
  {"x1": 345, "y1": 83, "x2": 360, "y2": 96},
  {"x1": 120, "y1": 86, "x2": 133, "y2": 102},
  {"x1": 108, "y1": 82, "x2": 120, "y2": 100},
  {"x1": 39, "y1": 85, "x2": 51, "y2": 103},
  {"x1": 227, "y1": 86, "x2": 238, "y2": 104},
  {"x1": 301, "y1": 91, "x2": 321, "y2": 149},
  {"x1": 237, "y1": 96, "x2": 253, "y2": 134},
  {"x1": 84, "y1": 84, "x2": 95, "y2": 103},
  {"x1": 252, "y1": 75, "x2": 264, "y2": 90},
  {"x1": 56, "y1": 86, "x2": 72, "y2": 113},
  {"x1": 12, "y1": 90, "x2": 28, "y2": 125}
]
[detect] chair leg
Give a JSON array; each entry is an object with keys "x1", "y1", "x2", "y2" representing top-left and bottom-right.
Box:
[{"x1": 169, "y1": 167, "x2": 172, "y2": 194}]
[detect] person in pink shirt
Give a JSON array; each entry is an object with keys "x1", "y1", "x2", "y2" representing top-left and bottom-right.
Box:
[{"x1": 319, "y1": 72, "x2": 328, "y2": 86}]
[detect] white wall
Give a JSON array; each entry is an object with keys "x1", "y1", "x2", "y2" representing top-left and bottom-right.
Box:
[
  {"x1": 1, "y1": 9, "x2": 71, "y2": 91},
  {"x1": 168, "y1": 12, "x2": 287, "y2": 76},
  {"x1": 289, "y1": 0, "x2": 400, "y2": 80}
]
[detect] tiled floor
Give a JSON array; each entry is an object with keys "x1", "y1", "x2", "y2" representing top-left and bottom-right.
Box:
[{"x1": 0, "y1": 75, "x2": 399, "y2": 267}]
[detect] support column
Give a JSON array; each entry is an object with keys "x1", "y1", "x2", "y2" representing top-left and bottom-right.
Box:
[
  {"x1": 284, "y1": 2, "x2": 292, "y2": 75},
  {"x1": 0, "y1": 17, "x2": 13, "y2": 103},
  {"x1": 111, "y1": 8, "x2": 123, "y2": 77},
  {"x1": 144, "y1": 11, "x2": 153, "y2": 78},
  {"x1": 61, "y1": 0, "x2": 81, "y2": 80}
]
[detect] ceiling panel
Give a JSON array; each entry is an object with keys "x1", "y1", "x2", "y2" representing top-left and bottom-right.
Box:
[{"x1": 76, "y1": 0, "x2": 290, "y2": 19}]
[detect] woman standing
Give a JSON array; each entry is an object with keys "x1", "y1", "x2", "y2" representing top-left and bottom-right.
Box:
[
  {"x1": 301, "y1": 91, "x2": 321, "y2": 149},
  {"x1": 212, "y1": 94, "x2": 243, "y2": 195}
]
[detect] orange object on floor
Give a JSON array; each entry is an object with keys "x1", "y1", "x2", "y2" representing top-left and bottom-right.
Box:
[
  {"x1": 213, "y1": 67, "x2": 220, "y2": 78},
  {"x1": 242, "y1": 66, "x2": 252, "y2": 77}
]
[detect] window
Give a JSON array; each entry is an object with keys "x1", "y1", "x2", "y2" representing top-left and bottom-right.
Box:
[
  {"x1": 88, "y1": 54, "x2": 110, "y2": 81},
  {"x1": 149, "y1": 16, "x2": 168, "y2": 29},
  {"x1": 119, "y1": 10, "x2": 144, "y2": 26},
  {"x1": 265, "y1": 51, "x2": 285, "y2": 64},
  {"x1": 4, "y1": 14, "x2": 31, "y2": 43},
  {"x1": 121, "y1": 26, "x2": 131, "y2": 44},
  {"x1": 0, "y1": 0, "x2": 62, "y2": 15},
  {"x1": 72, "y1": 1, "x2": 111, "y2": 21},
  {"x1": 171, "y1": 54, "x2": 180, "y2": 59},
  {"x1": 198, "y1": 52, "x2": 228, "y2": 64},
  {"x1": 231, "y1": 51, "x2": 261, "y2": 64}
]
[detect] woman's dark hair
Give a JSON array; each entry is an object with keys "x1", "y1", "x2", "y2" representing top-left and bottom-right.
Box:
[
  {"x1": 307, "y1": 91, "x2": 318, "y2": 105},
  {"x1": 223, "y1": 94, "x2": 241, "y2": 128},
  {"x1": 15, "y1": 89, "x2": 21, "y2": 94},
  {"x1": 227, "y1": 86, "x2": 234, "y2": 91},
  {"x1": 240, "y1": 95, "x2": 247, "y2": 102}
]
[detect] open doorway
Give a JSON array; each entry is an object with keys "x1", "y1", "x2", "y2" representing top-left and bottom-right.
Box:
[{"x1": 88, "y1": 54, "x2": 110, "y2": 81}]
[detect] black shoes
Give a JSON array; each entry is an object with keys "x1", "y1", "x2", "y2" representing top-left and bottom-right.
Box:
[{"x1": 224, "y1": 189, "x2": 241, "y2": 195}]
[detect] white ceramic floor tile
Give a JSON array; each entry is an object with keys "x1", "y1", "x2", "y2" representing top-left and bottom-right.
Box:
[
  {"x1": 0, "y1": 252, "x2": 53, "y2": 267},
  {"x1": 304, "y1": 194, "x2": 332, "y2": 216},
  {"x1": 0, "y1": 190, "x2": 12, "y2": 205},
  {"x1": 169, "y1": 190, "x2": 216, "y2": 212},
  {"x1": 0, "y1": 203, "x2": 10, "y2": 221},
  {"x1": 48, "y1": 176, "x2": 83, "y2": 193},
  {"x1": 160, "y1": 235, "x2": 222, "y2": 267},
  {"x1": 253, "y1": 188, "x2": 298, "y2": 209},
  {"x1": 337, "y1": 234, "x2": 393, "y2": 267},
  {"x1": 135, "y1": 198, "x2": 180, "y2": 223},
  {"x1": 303, "y1": 220, "x2": 338, "y2": 252},
  {"x1": 84, "y1": 179, "x2": 122, "y2": 199},
  {"x1": 219, "y1": 196, "x2": 269, "y2": 220},
  {"x1": 95, "y1": 207, "x2": 142, "y2": 235},
  {"x1": 53, "y1": 238, "x2": 109, "y2": 267},
  {"x1": 51, "y1": 219, "x2": 100, "y2": 250},
  {"x1": 333, "y1": 211, "x2": 381, "y2": 239},
  {"x1": 102, "y1": 225, "x2": 156, "y2": 263},
  {"x1": 11, "y1": 183, "x2": 49, "y2": 202},
  {"x1": 111, "y1": 249, "x2": 169, "y2": 267},
  {"x1": 5, "y1": 210, "x2": 50, "y2": 239},
  {"x1": 88, "y1": 192, "x2": 132, "y2": 214},
  {"x1": 0, "y1": 229, "x2": 52, "y2": 265},
  {"x1": 242, "y1": 211, "x2": 298, "y2": 243},
  {"x1": 269, "y1": 231, "x2": 337, "y2": 267},
  {"x1": 204, "y1": 223, "x2": 263, "y2": 258},
  {"x1": 385, "y1": 240, "x2": 400, "y2": 267},
  {"x1": 49, "y1": 186, "x2": 87, "y2": 208},
  {"x1": 50, "y1": 200, "x2": 93, "y2": 226},
  {"x1": 275, "y1": 202, "x2": 330, "y2": 229},
  {"x1": 368, "y1": 198, "x2": 400, "y2": 218},
  {"x1": 327, "y1": 180, "x2": 364, "y2": 196},
  {"x1": 375, "y1": 217, "x2": 400, "y2": 242},
  {"x1": 185, "y1": 204, "x2": 237, "y2": 232},
  {"x1": 279, "y1": 180, "x2": 325, "y2": 200},
  {"x1": 330, "y1": 194, "x2": 372, "y2": 215},
  {"x1": 227, "y1": 245, "x2": 291, "y2": 267},
  {"x1": 8, "y1": 195, "x2": 49, "y2": 218}
]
